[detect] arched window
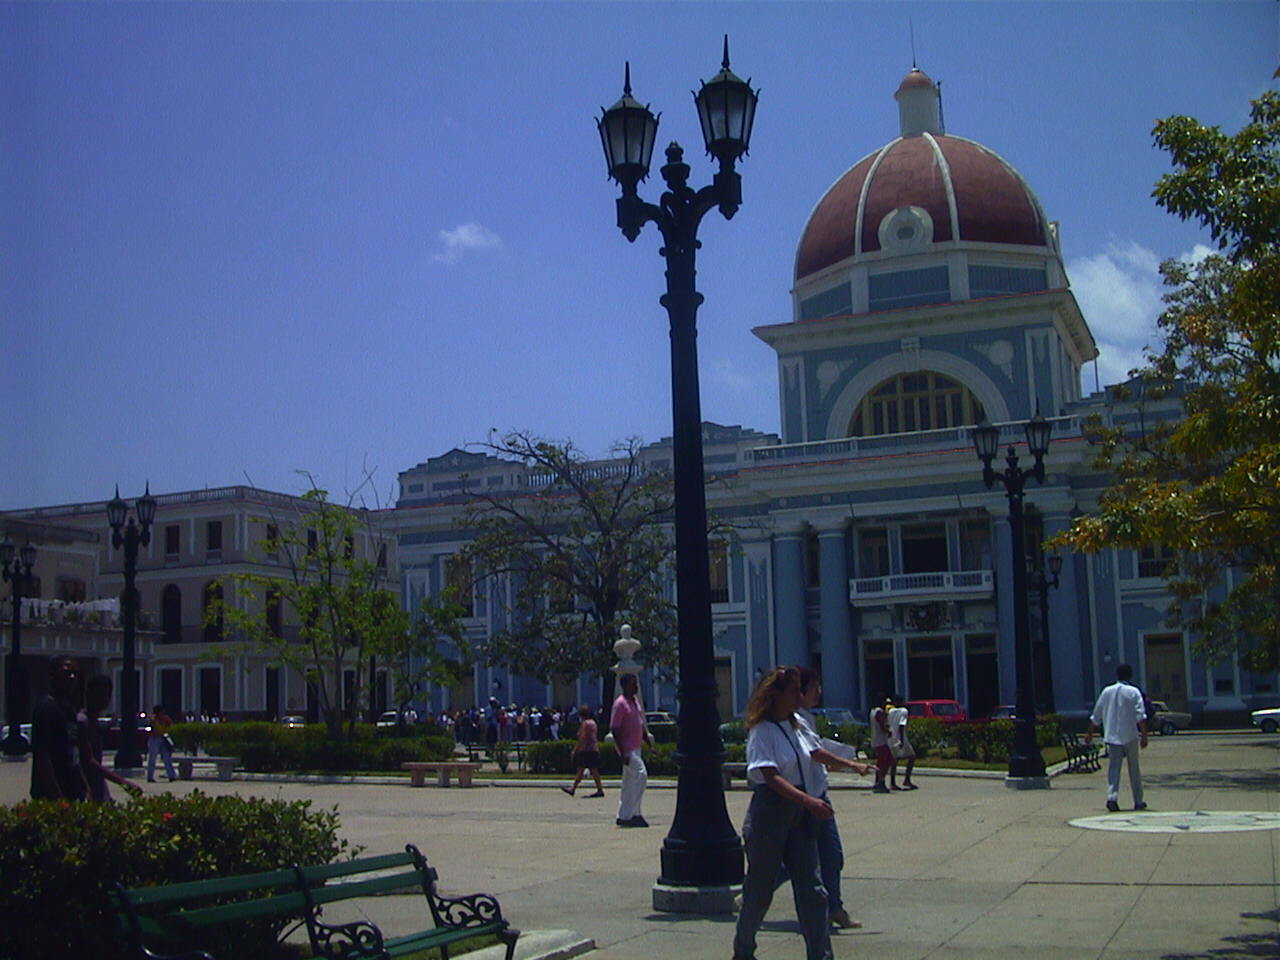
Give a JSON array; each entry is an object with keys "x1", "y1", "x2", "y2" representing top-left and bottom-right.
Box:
[
  {"x1": 161, "y1": 584, "x2": 182, "y2": 645},
  {"x1": 848, "y1": 371, "x2": 986, "y2": 437},
  {"x1": 202, "y1": 581, "x2": 224, "y2": 643}
]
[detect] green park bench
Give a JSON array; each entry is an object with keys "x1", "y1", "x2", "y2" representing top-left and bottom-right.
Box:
[
  {"x1": 109, "y1": 843, "x2": 520, "y2": 960},
  {"x1": 1061, "y1": 732, "x2": 1102, "y2": 773}
]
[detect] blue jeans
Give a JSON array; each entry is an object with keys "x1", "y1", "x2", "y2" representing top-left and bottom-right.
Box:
[
  {"x1": 772, "y1": 791, "x2": 844, "y2": 914},
  {"x1": 734, "y1": 786, "x2": 832, "y2": 960}
]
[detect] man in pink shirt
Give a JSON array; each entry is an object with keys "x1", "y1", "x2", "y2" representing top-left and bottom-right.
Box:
[{"x1": 610, "y1": 673, "x2": 652, "y2": 827}]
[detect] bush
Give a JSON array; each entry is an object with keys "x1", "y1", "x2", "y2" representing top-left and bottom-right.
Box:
[
  {"x1": 0, "y1": 791, "x2": 354, "y2": 960},
  {"x1": 169, "y1": 722, "x2": 454, "y2": 772},
  {"x1": 525, "y1": 739, "x2": 744, "y2": 775}
]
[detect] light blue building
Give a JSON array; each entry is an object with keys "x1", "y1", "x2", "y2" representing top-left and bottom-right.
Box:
[{"x1": 393, "y1": 70, "x2": 1277, "y2": 724}]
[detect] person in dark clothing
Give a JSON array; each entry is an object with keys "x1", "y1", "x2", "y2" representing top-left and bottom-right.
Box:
[
  {"x1": 30, "y1": 655, "x2": 89, "y2": 801},
  {"x1": 78, "y1": 675, "x2": 143, "y2": 801}
]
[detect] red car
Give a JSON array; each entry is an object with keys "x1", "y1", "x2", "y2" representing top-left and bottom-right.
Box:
[{"x1": 905, "y1": 699, "x2": 968, "y2": 724}]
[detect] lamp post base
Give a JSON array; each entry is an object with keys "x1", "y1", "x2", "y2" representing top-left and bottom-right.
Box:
[
  {"x1": 1, "y1": 724, "x2": 29, "y2": 759},
  {"x1": 1005, "y1": 775, "x2": 1052, "y2": 790},
  {"x1": 653, "y1": 882, "x2": 741, "y2": 915}
]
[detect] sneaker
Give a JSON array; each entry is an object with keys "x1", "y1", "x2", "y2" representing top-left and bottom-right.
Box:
[
  {"x1": 560, "y1": 786, "x2": 575, "y2": 796},
  {"x1": 1134, "y1": 802, "x2": 1148, "y2": 811},
  {"x1": 829, "y1": 908, "x2": 862, "y2": 929},
  {"x1": 872, "y1": 783, "x2": 891, "y2": 794},
  {"x1": 1106, "y1": 800, "x2": 1120, "y2": 812}
]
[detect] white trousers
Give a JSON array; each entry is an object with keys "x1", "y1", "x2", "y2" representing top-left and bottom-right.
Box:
[
  {"x1": 618, "y1": 749, "x2": 647, "y2": 820},
  {"x1": 1106, "y1": 739, "x2": 1143, "y2": 805}
]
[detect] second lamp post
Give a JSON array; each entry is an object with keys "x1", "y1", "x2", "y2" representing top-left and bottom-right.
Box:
[
  {"x1": 2, "y1": 539, "x2": 37, "y2": 758},
  {"x1": 972, "y1": 414, "x2": 1052, "y2": 787},
  {"x1": 598, "y1": 38, "x2": 758, "y2": 907},
  {"x1": 108, "y1": 484, "x2": 157, "y2": 770}
]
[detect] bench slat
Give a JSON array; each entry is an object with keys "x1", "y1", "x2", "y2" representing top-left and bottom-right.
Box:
[
  {"x1": 123, "y1": 867, "x2": 298, "y2": 906},
  {"x1": 308, "y1": 870, "x2": 422, "y2": 904},
  {"x1": 169, "y1": 890, "x2": 310, "y2": 928},
  {"x1": 299, "y1": 852, "x2": 416, "y2": 883}
]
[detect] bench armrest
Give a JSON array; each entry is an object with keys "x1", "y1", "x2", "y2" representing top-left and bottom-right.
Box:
[
  {"x1": 431, "y1": 890, "x2": 506, "y2": 929},
  {"x1": 307, "y1": 915, "x2": 388, "y2": 960}
]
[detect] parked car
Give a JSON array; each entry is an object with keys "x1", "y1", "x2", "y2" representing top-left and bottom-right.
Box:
[
  {"x1": 1251, "y1": 706, "x2": 1280, "y2": 734},
  {"x1": 1149, "y1": 700, "x2": 1192, "y2": 735},
  {"x1": 375, "y1": 710, "x2": 401, "y2": 729},
  {"x1": 988, "y1": 705, "x2": 1017, "y2": 721},
  {"x1": 905, "y1": 699, "x2": 968, "y2": 724},
  {"x1": 645, "y1": 710, "x2": 678, "y2": 743},
  {"x1": 279, "y1": 714, "x2": 307, "y2": 728}
]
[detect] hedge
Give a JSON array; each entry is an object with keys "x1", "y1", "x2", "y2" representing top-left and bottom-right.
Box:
[
  {"x1": 168, "y1": 722, "x2": 455, "y2": 772},
  {"x1": 525, "y1": 739, "x2": 746, "y2": 775},
  {"x1": 0, "y1": 791, "x2": 353, "y2": 960}
]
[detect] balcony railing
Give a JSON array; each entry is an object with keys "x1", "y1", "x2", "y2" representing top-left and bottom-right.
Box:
[
  {"x1": 749, "y1": 416, "x2": 1081, "y2": 467},
  {"x1": 849, "y1": 569, "x2": 993, "y2": 605}
]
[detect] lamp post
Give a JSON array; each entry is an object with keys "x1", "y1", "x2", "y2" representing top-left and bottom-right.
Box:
[
  {"x1": 1, "y1": 539, "x2": 37, "y2": 758},
  {"x1": 597, "y1": 38, "x2": 757, "y2": 908},
  {"x1": 1028, "y1": 551, "x2": 1063, "y2": 713},
  {"x1": 108, "y1": 484, "x2": 156, "y2": 770},
  {"x1": 972, "y1": 413, "x2": 1052, "y2": 786}
]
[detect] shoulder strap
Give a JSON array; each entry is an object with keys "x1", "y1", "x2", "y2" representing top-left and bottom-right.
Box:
[{"x1": 771, "y1": 720, "x2": 808, "y2": 794}]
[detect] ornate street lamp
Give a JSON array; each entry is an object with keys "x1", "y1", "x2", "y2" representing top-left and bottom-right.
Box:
[
  {"x1": 972, "y1": 412, "x2": 1052, "y2": 786},
  {"x1": 108, "y1": 483, "x2": 156, "y2": 769},
  {"x1": 598, "y1": 38, "x2": 758, "y2": 910},
  {"x1": 1, "y1": 539, "x2": 37, "y2": 758}
]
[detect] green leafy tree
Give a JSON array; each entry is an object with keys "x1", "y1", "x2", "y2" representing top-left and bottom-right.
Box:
[
  {"x1": 207, "y1": 488, "x2": 401, "y2": 739},
  {"x1": 459, "y1": 433, "x2": 679, "y2": 706},
  {"x1": 1055, "y1": 88, "x2": 1280, "y2": 671},
  {"x1": 382, "y1": 588, "x2": 473, "y2": 725}
]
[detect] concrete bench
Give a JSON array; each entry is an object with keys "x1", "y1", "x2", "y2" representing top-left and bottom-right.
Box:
[
  {"x1": 402, "y1": 761, "x2": 483, "y2": 787},
  {"x1": 722, "y1": 761, "x2": 748, "y2": 790},
  {"x1": 172, "y1": 755, "x2": 238, "y2": 781}
]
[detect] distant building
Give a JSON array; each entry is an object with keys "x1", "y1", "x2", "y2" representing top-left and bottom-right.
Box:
[
  {"x1": 390, "y1": 69, "x2": 1278, "y2": 722},
  {"x1": 1, "y1": 486, "x2": 398, "y2": 723}
]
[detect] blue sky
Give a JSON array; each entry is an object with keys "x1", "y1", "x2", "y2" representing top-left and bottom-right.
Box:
[{"x1": 4, "y1": 1, "x2": 1276, "y2": 510}]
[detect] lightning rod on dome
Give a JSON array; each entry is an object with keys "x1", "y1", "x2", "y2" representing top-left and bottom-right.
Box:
[
  {"x1": 937, "y1": 78, "x2": 946, "y2": 135},
  {"x1": 909, "y1": 16, "x2": 917, "y2": 69}
]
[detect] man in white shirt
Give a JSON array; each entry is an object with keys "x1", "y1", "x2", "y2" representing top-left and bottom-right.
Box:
[{"x1": 1086, "y1": 664, "x2": 1149, "y2": 812}]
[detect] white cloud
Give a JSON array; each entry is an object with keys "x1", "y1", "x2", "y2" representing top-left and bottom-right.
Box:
[
  {"x1": 710, "y1": 356, "x2": 757, "y2": 393},
  {"x1": 1068, "y1": 240, "x2": 1210, "y2": 387},
  {"x1": 430, "y1": 222, "x2": 502, "y2": 265}
]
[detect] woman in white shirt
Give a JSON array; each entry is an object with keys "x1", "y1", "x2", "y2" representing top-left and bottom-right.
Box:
[{"x1": 733, "y1": 666, "x2": 865, "y2": 960}]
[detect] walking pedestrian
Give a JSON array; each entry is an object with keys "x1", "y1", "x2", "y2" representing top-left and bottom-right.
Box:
[
  {"x1": 887, "y1": 694, "x2": 917, "y2": 790},
  {"x1": 732, "y1": 666, "x2": 834, "y2": 960},
  {"x1": 610, "y1": 674, "x2": 651, "y2": 827},
  {"x1": 561, "y1": 704, "x2": 605, "y2": 798},
  {"x1": 30, "y1": 655, "x2": 89, "y2": 801},
  {"x1": 794, "y1": 667, "x2": 874, "y2": 930},
  {"x1": 1086, "y1": 663, "x2": 1148, "y2": 812},
  {"x1": 146, "y1": 704, "x2": 177, "y2": 783},
  {"x1": 78, "y1": 675, "x2": 143, "y2": 801},
  {"x1": 869, "y1": 695, "x2": 893, "y2": 794}
]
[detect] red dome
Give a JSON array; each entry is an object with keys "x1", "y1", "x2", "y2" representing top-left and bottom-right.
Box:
[{"x1": 795, "y1": 133, "x2": 1050, "y2": 281}]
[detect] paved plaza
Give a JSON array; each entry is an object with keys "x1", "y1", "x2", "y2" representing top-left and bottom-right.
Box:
[{"x1": 2, "y1": 731, "x2": 1276, "y2": 959}]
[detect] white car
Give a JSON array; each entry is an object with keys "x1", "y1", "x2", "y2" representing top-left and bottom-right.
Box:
[
  {"x1": 1250, "y1": 706, "x2": 1280, "y2": 734},
  {"x1": 375, "y1": 710, "x2": 401, "y2": 729},
  {"x1": 1150, "y1": 700, "x2": 1192, "y2": 735}
]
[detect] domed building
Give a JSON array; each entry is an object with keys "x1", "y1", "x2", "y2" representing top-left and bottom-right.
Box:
[{"x1": 388, "y1": 69, "x2": 1273, "y2": 729}]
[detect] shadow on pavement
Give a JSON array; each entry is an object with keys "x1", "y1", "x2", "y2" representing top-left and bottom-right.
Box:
[
  {"x1": 1143, "y1": 768, "x2": 1278, "y2": 791},
  {"x1": 1161, "y1": 908, "x2": 1279, "y2": 960}
]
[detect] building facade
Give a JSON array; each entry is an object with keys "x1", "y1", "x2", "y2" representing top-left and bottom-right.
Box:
[
  {"x1": 390, "y1": 70, "x2": 1278, "y2": 722},
  {"x1": 1, "y1": 486, "x2": 398, "y2": 723}
]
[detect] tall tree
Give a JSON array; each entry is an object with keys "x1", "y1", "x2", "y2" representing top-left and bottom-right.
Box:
[
  {"x1": 1055, "y1": 89, "x2": 1280, "y2": 671},
  {"x1": 381, "y1": 588, "x2": 474, "y2": 723},
  {"x1": 459, "y1": 433, "x2": 679, "y2": 705},
  {"x1": 208, "y1": 488, "x2": 402, "y2": 739}
]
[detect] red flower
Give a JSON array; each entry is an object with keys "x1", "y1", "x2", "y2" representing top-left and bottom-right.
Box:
[
  {"x1": 58, "y1": 801, "x2": 70, "y2": 809},
  {"x1": 162, "y1": 812, "x2": 175, "y2": 822}
]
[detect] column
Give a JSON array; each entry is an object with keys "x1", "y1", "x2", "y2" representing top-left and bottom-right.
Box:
[
  {"x1": 816, "y1": 520, "x2": 856, "y2": 709},
  {"x1": 771, "y1": 522, "x2": 808, "y2": 669},
  {"x1": 992, "y1": 514, "x2": 1018, "y2": 706},
  {"x1": 1043, "y1": 511, "x2": 1085, "y2": 712}
]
